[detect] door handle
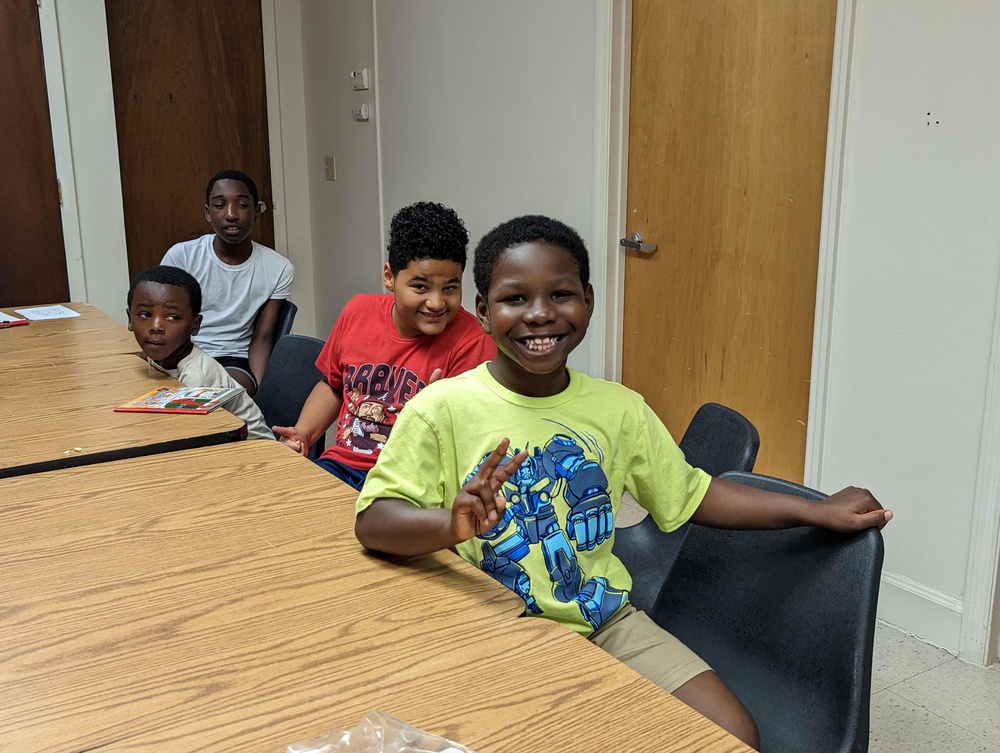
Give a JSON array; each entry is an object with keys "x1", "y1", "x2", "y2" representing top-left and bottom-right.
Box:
[{"x1": 620, "y1": 232, "x2": 657, "y2": 254}]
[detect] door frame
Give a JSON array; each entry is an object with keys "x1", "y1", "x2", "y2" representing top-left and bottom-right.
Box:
[
  {"x1": 962, "y1": 273, "x2": 1000, "y2": 664},
  {"x1": 37, "y1": 0, "x2": 86, "y2": 301},
  {"x1": 592, "y1": 1, "x2": 630, "y2": 384},
  {"x1": 260, "y1": 0, "x2": 317, "y2": 338}
]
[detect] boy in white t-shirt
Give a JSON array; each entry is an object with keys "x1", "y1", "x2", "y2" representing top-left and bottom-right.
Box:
[{"x1": 162, "y1": 169, "x2": 294, "y2": 397}]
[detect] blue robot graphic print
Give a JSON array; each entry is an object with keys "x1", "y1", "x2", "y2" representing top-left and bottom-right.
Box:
[{"x1": 468, "y1": 424, "x2": 628, "y2": 631}]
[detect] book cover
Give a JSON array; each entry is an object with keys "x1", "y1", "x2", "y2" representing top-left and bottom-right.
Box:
[{"x1": 114, "y1": 386, "x2": 245, "y2": 414}]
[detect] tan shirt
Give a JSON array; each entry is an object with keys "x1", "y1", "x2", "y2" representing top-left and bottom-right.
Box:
[{"x1": 148, "y1": 345, "x2": 274, "y2": 440}]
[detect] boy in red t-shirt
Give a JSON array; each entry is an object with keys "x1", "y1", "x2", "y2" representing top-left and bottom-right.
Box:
[{"x1": 273, "y1": 202, "x2": 496, "y2": 489}]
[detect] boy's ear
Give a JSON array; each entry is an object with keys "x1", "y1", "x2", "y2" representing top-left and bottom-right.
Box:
[
  {"x1": 382, "y1": 262, "x2": 395, "y2": 292},
  {"x1": 204, "y1": 204, "x2": 212, "y2": 224},
  {"x1": 126, "y1": 308, "x2": 133, "y2": 331},
  {"x1": 584, "y1": 284, "x2": 595, "y2": 316},
  {"x1": 190, "y1": 314, "x2": 203, "y2": 337},
  {"x1": 475, "y1": 292, "x2": 491, "y2": 334}
]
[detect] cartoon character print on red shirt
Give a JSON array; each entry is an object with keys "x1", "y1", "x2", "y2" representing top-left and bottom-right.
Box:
[{"x1": 336, "y1": 363, "x2": 426, "y2": 456}]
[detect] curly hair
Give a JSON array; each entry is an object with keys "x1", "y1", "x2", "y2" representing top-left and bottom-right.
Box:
[
  {"x1": 473, "y1": 215, "x2": 590, "y2": 298},
  {"x1": 387, "y1": 201, "x2": 470, "y2": 274},
  {"x1": 127, "y1": 265, "x2": 203, "y2": 317},
  {"x1": 205, "y1": 169, "x2": 259, "y2": 207}
]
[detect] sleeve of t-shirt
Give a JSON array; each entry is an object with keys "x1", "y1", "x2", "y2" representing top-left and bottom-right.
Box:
[
  {"x1": 626, "y1": 401, "x2": 711, "y2": 532},
  {"x1": 356, "y1": 400, "x2": 446, "y2": 516},
  {"x1": 315, "y1": 300, "x2": 352, "y2": 390},
  {"x1": 161, "y1": 244, "x2": 185, "y2": 267},
  {"x1": 270, "y1": 257, "x2": 294, "y2": 299},
  {"x1": 226, "y1": 392, "x2": 275, "y2": 440},
  {"x1": 175, "y1": 349, "x2": 272, "y2": 440}
]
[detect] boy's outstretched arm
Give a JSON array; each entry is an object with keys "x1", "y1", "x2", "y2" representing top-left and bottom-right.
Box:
[
  {"x1": 691, "y1": 478, "x2": 892, "y2": 532},
  {"x1": 272, "y1": 379, "x2": 342, "y2": 455},
  {"x1": 355, "y1": 439, "x2": 528, "y2": 556}
]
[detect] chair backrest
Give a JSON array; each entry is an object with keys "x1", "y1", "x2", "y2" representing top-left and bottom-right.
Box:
[
  {"x1": 276, "y1": 299, "x2": 298, "y2": 339},
  {"x1": 650, "y1": 471, "x2": 884, "y2": 753},
  {"x1": 678, "y1": 402, "x2": 760, "y2": 477},
  {"x1": 613, "y1": 514, "x2": 684, "y2": 613},
  {"x1": 254, "y1": 334, "x2": 326, "y2": 459},
  {"x1": 613, "y1": 403, "x2": 761, "y2": 612}
]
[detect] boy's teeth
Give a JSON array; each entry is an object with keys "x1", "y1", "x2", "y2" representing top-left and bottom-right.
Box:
[{"x1": 523, "y1": 336, "x2": 558, "y2": 351}]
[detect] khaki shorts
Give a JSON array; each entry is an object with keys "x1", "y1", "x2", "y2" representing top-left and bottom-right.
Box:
[{"x1": 589, "y1": 604, "x2": 711, "y2": 692}]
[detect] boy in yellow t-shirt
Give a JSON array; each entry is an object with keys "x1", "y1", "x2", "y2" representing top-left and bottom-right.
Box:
[{"x1": 354, "y1": 215, "x2": 892, "y2": 750}]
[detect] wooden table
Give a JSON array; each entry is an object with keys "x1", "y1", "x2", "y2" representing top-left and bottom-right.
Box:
[
  {"x1": 1, "y1": 352, "x2": 244, "y2": 478},
  {"x1": 0, "y1": 442, "x2": 748, "y2": 752},
  {"x1": 0, "y1": 303, "x2": 138, "y2": 369}
]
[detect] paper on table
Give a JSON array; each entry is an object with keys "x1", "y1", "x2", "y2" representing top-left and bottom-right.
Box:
[
  {"x1": 0, "y1": 312, "x2": 26, "y2": 324},
  {"x1": 14, "y1": 304, "x2": 81, "y2": 321}
]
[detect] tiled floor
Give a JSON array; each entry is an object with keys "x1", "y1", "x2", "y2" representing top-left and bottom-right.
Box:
[
  {"x1": 870, "y1": 623, "x2": 1000, "y2": 752},
  {"x1": 615, "y1": 498, "x2": 1000, "y2": 751}
]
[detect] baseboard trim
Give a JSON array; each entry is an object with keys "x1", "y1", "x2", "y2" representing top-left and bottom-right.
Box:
[{"x1": 877, "y1": 570, "x2": 963, "y2": 655}]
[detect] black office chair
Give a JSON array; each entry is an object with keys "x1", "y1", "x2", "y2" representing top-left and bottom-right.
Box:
[
  {"x1": 613, "y1": 403, "x2": 760, "y2": 611},
  {"x1": 254, "y1": 334, "x2": 326, "y2": 459},
  {"x1": 678, "y1": 402, "x2": 760, "y2": 477},
  {"x1": 649, "y1": 470, "x2": 884, "y2": 753},
  {"x1": 276, "y1": 299, "x2": 298, "y2": 339}
]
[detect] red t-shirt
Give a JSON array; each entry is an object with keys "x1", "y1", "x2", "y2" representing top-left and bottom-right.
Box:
[{"x1": 316, "y1": 293, "x2": 496, "y2": 471}]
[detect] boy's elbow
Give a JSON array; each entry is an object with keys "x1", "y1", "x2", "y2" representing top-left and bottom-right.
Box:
[
  {"x1": 354, "y1": 507, "x2": 380, "y2": 551},
  {"x1": 354, "y1": 499, "x2": 440, "y2": 557}
]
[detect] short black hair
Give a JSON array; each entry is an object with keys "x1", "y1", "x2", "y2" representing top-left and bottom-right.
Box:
[
  {"x1": 473, "y1": 215, "x2": 590, "y2": 298},
  {"x1": 127, "y1": 265, "x2": 203, "y2": 317},
  {"x1": 206, "y1": 169, "x2": 259, "y2": 206},
  {"x1": 387, "y1": 201, "x2": 469, "y2": 274}
]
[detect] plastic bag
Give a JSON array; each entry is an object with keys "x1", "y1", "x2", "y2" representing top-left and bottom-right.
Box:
[{"x1": 286, "y1": 710, "x2": 477, "y2": 753}]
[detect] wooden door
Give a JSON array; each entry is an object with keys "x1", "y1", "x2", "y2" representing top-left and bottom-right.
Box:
[
  {"x1": 0, "y1": 0, "x2": 70, "y2": 307},
  {"x1": 622, "y1": 0, "x2": 836, "y2": 482},
  {"x1": 104, "y1": 0, "x2": 274, "y2": 279}
]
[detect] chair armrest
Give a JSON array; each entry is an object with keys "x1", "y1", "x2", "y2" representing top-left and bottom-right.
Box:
[{"x1": 719, "y1": 469, "x2": 827, "y2": 500}]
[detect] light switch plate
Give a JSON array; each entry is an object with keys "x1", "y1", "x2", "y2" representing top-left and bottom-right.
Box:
[{"x1": 350, "y1": 67, "x2": 370, "y2": 91}]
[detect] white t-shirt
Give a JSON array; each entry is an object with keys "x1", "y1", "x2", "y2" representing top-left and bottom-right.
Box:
[
  {"x1": 162, "y1": 234, "x2": 294, "y2": 360},
  {"x1": 147, "y1": 345, "x2": 274, "y2": 441}
]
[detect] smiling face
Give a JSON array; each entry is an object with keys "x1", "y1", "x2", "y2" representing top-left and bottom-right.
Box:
[
  {"x1": 476, "y1": 242, "x2": 594, "y2": 397},
  {"x1": 205, "y1": 178, "x2": 259, "y2": 252},
  {"x1": 127, "y1": 281, "x2": 202, "y2": 369},
  {"x1": 383, "y1": 258, "x2": 464, "y2": 338}
]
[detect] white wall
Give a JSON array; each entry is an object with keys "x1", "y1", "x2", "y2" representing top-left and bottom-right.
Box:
[
  {"x1": 299, "y1": 0, "x2": 604, "y2": 371},
  {"x1": 820, "y1": 0, "x2": 1000, "y2": 656},
  {"x1": 298, "y1": 1, "x2": 382, "y2": 338},
  {"x1": 375, "y1": 0, "x2": 602, "y2": 373}
]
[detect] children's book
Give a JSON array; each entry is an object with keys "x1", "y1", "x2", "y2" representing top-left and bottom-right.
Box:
[{"x1": 114, "y1": 386, "x2": 245, "y2": 414}]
